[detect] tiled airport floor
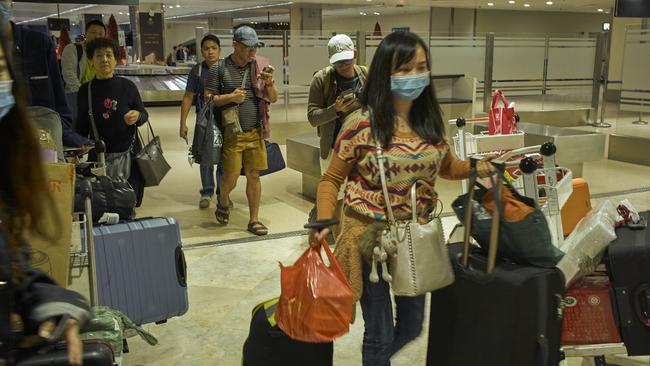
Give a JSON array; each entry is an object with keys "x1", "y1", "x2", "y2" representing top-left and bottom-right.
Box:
[{"x1": 111, "y1": 105, "x2": 650, "y2": 366}]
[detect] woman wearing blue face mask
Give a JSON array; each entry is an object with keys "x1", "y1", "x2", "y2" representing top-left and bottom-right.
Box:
[{"x1": 308, "y1": 31, "x2": 494, "y2": 366}]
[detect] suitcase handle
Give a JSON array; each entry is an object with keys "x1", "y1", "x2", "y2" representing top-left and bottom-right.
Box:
[
  {"x1": 462, "y1": 157, "x2": 504, "y2": 274},
  {"x1": 634, "y1": 283, "x2": 650, "y2": 327},
  {"x1": 175, "y1": 247, "x2": 187, "y2": 287}
]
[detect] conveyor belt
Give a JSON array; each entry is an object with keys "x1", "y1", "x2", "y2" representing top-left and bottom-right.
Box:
[
  {"x1": 119, "y1": 74, "x2": 189, "y2": 105},
  {"x1": 115, "y1": 65, "x2": 192, "y2": 105}
]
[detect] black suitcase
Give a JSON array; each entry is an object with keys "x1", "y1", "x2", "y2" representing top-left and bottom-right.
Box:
[
  {"x1": 427, "y1": 163, "x2": 565, "y2": 366},
  {"x1": 15, "y1": 340, "x2": 115, "y2": 366},
  {"x1": 242, "y1": 298, "x2": 333, "y2": 366},
  {"x1": 606, "y1": 211, "x2": 650, "y2": 356}
]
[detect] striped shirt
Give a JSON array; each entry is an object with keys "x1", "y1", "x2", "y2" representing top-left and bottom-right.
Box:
[{"x1": 205, "y1": 55, "x2": 260, "y2": 131}]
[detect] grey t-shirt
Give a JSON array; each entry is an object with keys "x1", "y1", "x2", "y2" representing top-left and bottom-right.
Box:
[{"x1": 206, "y1": 56, "x2": 260, "y2": 131}]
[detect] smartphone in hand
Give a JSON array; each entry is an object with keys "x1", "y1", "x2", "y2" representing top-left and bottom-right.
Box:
[{"x1": 341, "y1": 88, "x2": 355, "y2": 102}]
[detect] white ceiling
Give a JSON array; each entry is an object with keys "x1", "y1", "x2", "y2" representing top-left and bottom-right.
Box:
[{"x1": 11, "y1": 0, "x2": 616, "y2": 26}]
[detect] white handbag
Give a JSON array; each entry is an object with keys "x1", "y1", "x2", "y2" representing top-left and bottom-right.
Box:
[{"x1": 374, "y1": 143, "x2": 455, "y2": 297}]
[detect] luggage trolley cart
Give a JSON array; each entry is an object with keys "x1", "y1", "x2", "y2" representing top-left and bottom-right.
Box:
[
  {"x1": 451, "y1": 117, "x2": 525, "y2": 194},
  {"x1": 451, "y1": 116, "x2": 573, "y2": 247},
  {"x1": 68, "y1": 140, "x2": 107, "y2": 307}
]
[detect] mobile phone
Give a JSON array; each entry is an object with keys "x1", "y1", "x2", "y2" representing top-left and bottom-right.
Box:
[
  {"x1": 258, "y1": 66, "x2": 273, "y2": 81},
  {"x1": 341, "y1": 88, "x2": 355, "y2": 101}
]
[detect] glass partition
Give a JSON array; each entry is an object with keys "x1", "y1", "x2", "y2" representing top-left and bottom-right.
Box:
[
  {"x1": 198, "y1": 28, "x2": 600, "y2": 123},
  {"x1": 616, "y1": 25, "x2": 650, "y2": 139}
]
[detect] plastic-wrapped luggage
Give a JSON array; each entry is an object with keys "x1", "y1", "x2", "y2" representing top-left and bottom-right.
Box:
[{"x1": 556, "y1": 201, "x2": 618, "y2": 286}]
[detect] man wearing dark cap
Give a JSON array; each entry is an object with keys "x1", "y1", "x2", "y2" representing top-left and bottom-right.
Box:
[
  {"x1": 180, "y1": 33, "x2": 229, "y2": 210},
  {"x1": 205, "y1": 25, "x2": 278, "y2": 236}
]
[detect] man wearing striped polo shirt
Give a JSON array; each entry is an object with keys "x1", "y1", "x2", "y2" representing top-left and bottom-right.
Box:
[{"x1": 205, "y1": 26, "x2": 278, "y2": 236}]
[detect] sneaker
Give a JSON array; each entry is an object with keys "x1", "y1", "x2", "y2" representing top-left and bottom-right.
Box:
[{"x1": 199, "y1": 196, "x2": 211, "y2": 209}]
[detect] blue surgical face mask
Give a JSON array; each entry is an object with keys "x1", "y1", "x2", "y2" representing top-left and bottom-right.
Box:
[
  {"x1": 0, "y1": 80, "x2": 15, "y2": 120},
  {"x1": 390, "y1": 72, "x2": 431, "y2": 101},
  {"x1": 0, "y1": 2, "x2": 11, "y2": 26}
]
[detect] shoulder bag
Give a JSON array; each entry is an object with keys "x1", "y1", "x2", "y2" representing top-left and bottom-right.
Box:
[
  {"x1": 374, "y1": 142, "x2": 455, "y2": 296},
  {"x1": 135, "y1": 120, "x2": 172, "y2": 187}
]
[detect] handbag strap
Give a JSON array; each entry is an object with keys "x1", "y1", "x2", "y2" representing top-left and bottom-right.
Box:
[
  {"x1": 136, "y1": 120, "x2": 156, "y2": 149},
  {"x1": 461, "y1": 159, "x2": 503, "y2": 274},
  {"x1": 241, "y1": 67, "x2": 249, "y2": 89},
  {"x1": 491, "y1": 89, "x2": 509, "y2": 109},
  {"x1": 410, "y1": 180, "x2": 436, "y2": 223},
  {"x1": 375, "y1": 141, "x2": 396, "y2": 224}
]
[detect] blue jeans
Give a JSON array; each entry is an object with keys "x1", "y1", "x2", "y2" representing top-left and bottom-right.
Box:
[
  {"x1": 360, "y1": 261, "x2": 426, "y2": 366},
  {"x1": 199, "y1": 163, "x2": 223, "y2": 197}
]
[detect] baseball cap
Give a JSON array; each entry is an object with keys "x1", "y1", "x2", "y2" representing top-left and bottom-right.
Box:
[
  {"x1": 328, "y1": 34, "x2": 355, "y2": 65},
  {"x1": 234, "y1": 26, "x2": 264, "y2": 48}
]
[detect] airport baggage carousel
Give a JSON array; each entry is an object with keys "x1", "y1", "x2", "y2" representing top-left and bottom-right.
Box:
[{"x1": 115, "y1": 64, "x2": 193, "y2": 105}]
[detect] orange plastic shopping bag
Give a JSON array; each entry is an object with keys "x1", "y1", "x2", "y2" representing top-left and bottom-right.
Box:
[{"x1": 275, "y1": 240, "x2": 354, "y2": 343}]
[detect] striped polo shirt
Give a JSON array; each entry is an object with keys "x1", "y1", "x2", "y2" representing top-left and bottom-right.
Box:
[{"x1": 206, "y1": 55, "x2": 260, "y2": 131}]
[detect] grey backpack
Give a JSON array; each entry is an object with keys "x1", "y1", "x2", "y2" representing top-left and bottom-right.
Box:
[{"x1": 27, "y1": 106, "x2": 64, "y2": 162}]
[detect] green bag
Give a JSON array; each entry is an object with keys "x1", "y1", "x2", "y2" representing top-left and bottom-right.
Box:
[
  {"x1": 80, "y1": 306, "x2": 158, "y2": 357},
  {"x1": 451, "y1": 176, "x2": 564, "y2": 268}
]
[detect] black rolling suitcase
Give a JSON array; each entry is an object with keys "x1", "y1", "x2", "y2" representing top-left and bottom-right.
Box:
[
  {"x1": 427, "y1": 163, "x2": 565, "y2": 366},
  {"x1": 242, "y1": 297, "x2": 333, "y2": 366},
  {"x1": 606, "y1": 211, "x2": 650, "y2": 356},
  {"x1": 15, "y1": 340, "x2": 115, "y2": 366}
]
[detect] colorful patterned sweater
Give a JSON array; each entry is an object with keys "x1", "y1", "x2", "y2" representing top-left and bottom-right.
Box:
[{"x1": 317, "y1": 116, "x2": 470, "y2": 221}]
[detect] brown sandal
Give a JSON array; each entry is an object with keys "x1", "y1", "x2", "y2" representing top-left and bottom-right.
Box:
[
  {"x1": 215, "y1": 203, "x2": 230, "y2": 225},
  {"x1": 247, "y1": 221, "x2": 268, "y2": 236}
]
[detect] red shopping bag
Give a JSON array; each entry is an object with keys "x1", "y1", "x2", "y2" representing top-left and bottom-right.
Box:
[
  {"x1": 275, "y1": 240, "x2": 354, "y2": 343},
  {"x1": 488, "y1": 90, "x2": 517, "y2": 135}
]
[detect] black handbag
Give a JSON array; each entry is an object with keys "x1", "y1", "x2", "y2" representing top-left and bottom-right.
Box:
[
  {"x1": 240, "y1": 140, "x2": 286, "y2": 177},
  {"x1": 191, "y1": 98, "x2": 222, "y2": 165},
  {"x1": 74, "y1": 175, "x2": 136, "y2": 222},
  {"x1": 135, "y1": 120, "x2": 171, "y2": 187}
]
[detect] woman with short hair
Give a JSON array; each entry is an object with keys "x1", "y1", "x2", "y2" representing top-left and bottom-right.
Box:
[{"x1": 76, "y1": 37, "x2": 149, "y2": 206}]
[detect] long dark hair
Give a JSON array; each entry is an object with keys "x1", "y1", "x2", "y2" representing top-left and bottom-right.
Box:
[
  {"x1": 0, "y1": 25, "x2": 52, "y2": 250},
  {"x1": 360, "y1": 31, "x2": 445, "y2": 147}
]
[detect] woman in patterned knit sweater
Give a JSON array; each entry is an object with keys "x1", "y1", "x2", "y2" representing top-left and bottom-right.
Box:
[{"x1": 308, "y1": 31, "x2": 494, "y2": 366}]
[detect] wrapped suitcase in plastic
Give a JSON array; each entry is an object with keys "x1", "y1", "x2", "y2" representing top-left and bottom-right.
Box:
[
  {"x1": 606, "y1": 211, "x2": 650, "y2": 355},
  {"x1": 242, "y1": 297, "x2": 333, "y2": 366},
  {"x1": 427, "y1": 160, "x2": 565, "y2": 366},
  {"x1": 92, "y1": 217, "x2": 189, "y2": 325}
]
